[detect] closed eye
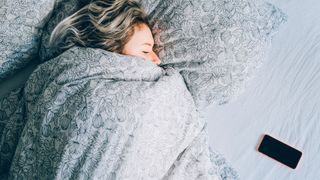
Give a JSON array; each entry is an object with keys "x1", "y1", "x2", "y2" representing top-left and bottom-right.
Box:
[{"x1": 143, "y1": 51, "x2": 149, "y2": 54}]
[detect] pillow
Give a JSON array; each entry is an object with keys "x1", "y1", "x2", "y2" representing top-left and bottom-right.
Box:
[
  {"x1": 145, "y1": 0, "x2": 288, "y2": 108},
  {"x1": 0, "y1": 0, "x2": 54, "y2": 80},
  {"x1": 39, "y1": 0, "x2": 287, "y2": 108}
]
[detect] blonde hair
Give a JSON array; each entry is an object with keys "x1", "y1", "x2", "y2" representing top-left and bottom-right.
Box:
[{"x1": 49, "y1": 0, "x2": 151, "y2": 53}]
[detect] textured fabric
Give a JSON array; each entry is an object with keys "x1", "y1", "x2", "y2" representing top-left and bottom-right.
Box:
[
  {"x1": 1, "y1": 47, "x2": 239, "y2": 179},
  {"x1": 0, "y1": 88, "x2": 26, "y2": 179},
  {"x1": 0, "y1": 0, "x2": 54, "y2": 80},
  {"x1": 146, "y1": 0, "x2": 288, "y2": 110},
  {"x1": 39, "y1": 0, "x2": 287, "y2": 109},
  {"x1": 0, "y1": 0, "x2": 287, "y2": 179}
]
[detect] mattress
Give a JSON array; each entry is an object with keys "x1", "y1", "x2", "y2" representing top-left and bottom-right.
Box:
[
  {"x1": 1, "y1": 0, "x2": 317, "y2": 179},
  {"x1": 205, "y1": 0, "x2": 320, "y2": 179}
]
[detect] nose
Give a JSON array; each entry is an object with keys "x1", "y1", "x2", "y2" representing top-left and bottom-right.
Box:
[{"x1": 150, "y1": 51, "x2": 161, "y2": 65}]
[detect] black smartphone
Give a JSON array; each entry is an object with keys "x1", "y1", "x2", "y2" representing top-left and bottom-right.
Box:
[{"x1": 257, "y1": 134, "x2": 302, "y2": 169}]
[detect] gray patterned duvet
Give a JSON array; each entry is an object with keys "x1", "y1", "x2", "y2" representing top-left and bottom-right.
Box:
[
  {"x1": 1, "y1": 47, "x2": 238, "y2": 179},
  {"x1": 0, "y1": 0, "x2": 287, "y2": 179}
]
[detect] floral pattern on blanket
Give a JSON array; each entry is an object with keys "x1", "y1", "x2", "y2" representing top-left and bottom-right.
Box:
[
  {"x1": 146, "y1": 0, "x2": 288, "y2": 109},
  {"x1": 1, "y1": 47, "x2": 240, "y2": 179},
  {"x1": 0, "y1": 0, "x2": 54, "y2": 80},
  {"x1": 0, "y1": 0, "x2": 288, "y2": 179},
  {"x1": 39, "y1": 0, "x2": 287, "y2": 109}
]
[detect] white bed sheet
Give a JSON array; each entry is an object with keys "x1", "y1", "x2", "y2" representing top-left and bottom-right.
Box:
[
  {"x1": 206, "y1": 0, "x2": 320, "y2": 179},
  {"x1": 1, "y1": 0, "x2": 318, "y2": 179}
]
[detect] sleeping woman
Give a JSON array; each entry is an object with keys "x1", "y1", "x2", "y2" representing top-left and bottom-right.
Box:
[
  {"x1": 49, "y1": 0, "x2": 161, "y2": 65},
  {"x1": 3, "y1": 0, "x2": 240, "y2": 179}
]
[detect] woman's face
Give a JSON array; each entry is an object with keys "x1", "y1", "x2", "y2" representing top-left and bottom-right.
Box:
[{"x1": 122, "y1": 23, "x2": 161, "y2": 65}]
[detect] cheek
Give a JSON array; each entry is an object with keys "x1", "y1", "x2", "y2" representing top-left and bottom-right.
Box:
[
  {"x1": 122, "y1": 47, "x2": 135, "y2": 56},
  {"x1": 128, "y1": 50, "x2": 142, "y2": 57}
]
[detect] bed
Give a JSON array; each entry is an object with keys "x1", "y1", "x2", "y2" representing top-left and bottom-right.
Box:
[
  {"x1": 2, "y1": 0, "x2": 315, "y2": 179},
  {"x1": 205, "y1": 0, "x2": 320, "y2": 179}
]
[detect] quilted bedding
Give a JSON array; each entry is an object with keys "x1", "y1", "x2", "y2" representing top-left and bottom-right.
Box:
[
  {"x1": 1, "y1": 47, "x2": 239, "y2": 179},
  {"x1": 0, "y1": 0, "x2": 287, "y2": 179}
]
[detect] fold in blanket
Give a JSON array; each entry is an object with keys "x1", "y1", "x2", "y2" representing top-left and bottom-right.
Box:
[{"x1": 1, "y1": 47, "x2": 239, "y2": 179}]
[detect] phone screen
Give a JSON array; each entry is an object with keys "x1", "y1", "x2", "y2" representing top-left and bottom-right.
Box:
[{"x1": 258, "y1": 134, "x2": 302, "y2": 169}]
